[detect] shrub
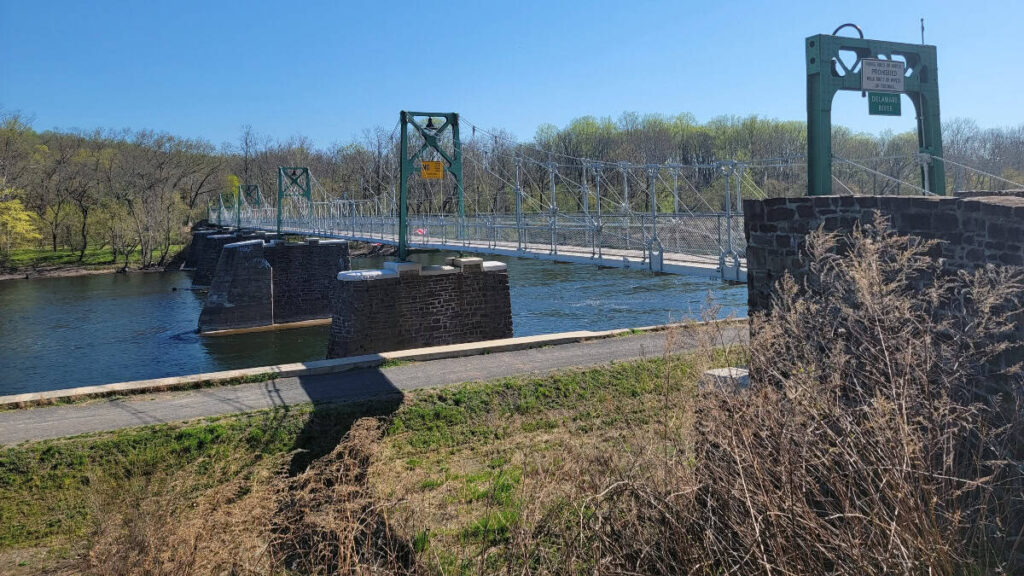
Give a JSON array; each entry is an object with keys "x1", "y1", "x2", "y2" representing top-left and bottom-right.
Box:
[{"x1": 547, "y1": 218, "x2": 1024, "y2": 575}]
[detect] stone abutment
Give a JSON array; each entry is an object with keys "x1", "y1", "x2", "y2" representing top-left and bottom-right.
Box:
[{"x1": 744, "y1": 194, "x2": 1024, "y2": 378}]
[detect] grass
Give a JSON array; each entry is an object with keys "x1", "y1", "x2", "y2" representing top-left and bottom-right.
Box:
[
  {"x1": 380, "y1": 358, "x2": 416, "y2": 369},
  {"x1": 0, "y1": 350, "x2": 729, "y2": 574},
  {"x1": 2, "y1": 244, "x2": 185, "y2": 272},
  {"x1": 0, "y1": 407, "x2": 301, "y2": 549}
]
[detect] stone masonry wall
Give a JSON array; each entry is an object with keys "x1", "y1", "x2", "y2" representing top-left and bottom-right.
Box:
[
  {"x1": 327, "y1": 258, "x2": 513, "y2": 358},
  {"x1": 954, "y1": 190, "x2": 1024, "y2": 199},
  {"x1": 198, "y1": 240, "x2": 273, "y2": 331},
  {"x1": 198, "y1": 239, "x2": 350, "y2": 332},
  {"x1": 192, "y1": 232, "x2": 245, "y2": 287},
  {"x1": 189, "y1": 229, "x2": 279, "y2": 287},
  {"x1": 183, "y1": 228, "x2": 216, "y2": 270},
  {"x1": 744, "y1": 194, "x2": 1024, "y2": 374},
  {"x1": 270, "y1": 239, "x2": 351, "y2": 324}
]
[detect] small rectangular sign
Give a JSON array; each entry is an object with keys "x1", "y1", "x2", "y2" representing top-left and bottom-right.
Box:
[
  {"x1": 868, "y1": 92, "x2": 901, "y2": 116},
  {"x1": 861, "y1": 58, "x2": 905, "y2": 92},
  {"x1": 420, "y1": 161, "x2": 444, "y2": 179}
]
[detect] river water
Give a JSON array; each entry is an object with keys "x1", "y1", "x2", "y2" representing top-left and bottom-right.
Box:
[{"x1": 0, "y1": 253, "x2": 746, "y2": 395}]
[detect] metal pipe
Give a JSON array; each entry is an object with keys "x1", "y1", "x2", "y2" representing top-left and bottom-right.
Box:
[
  {"x1": 582, "y1": 162, "x2": 589, "y2": 215},
  {"x1": 276, "y1": 168, "x2": 283, "y2": 235},
  {"x1": 594, "y1": 162, "x2": 603, "y2": 259},
  {"x1": 721, "y1": 162, "x2": 737, "y2": 281},
  {"x1": 736, "y1": 163, "x2": 744, "y2": 214},
  {"x1": 620, "y1": 162, "x2": 630, "y2": 249},
  {"x1": 515, "y1": 156, "x2": 523, "y2": 251},
  {"x1": 648, "y1": 165, "x2": 658, "y2": 245},
  {"x1": 548, "y1": 157, "x2": 556, "y2": 254},
  {"x1": 920, "y1": 153, "x2": 931, "y2": 195},
  {"x1": 582, "y1": 162, "x2": 591, "y2": 254},
  {"x1": 398, "y1": 114, "x2": 409, "y2": 260},
  {"x1": 672, "y1": 166, "x2": 679, "y2": 214}
]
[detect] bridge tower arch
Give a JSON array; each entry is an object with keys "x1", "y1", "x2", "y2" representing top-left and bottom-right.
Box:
[
  {"x1": 277, "y1": 167, "x2": 312, "y2": 234},
  {"x1": 398, "y1": 111, "x2": 463, "y2": 260},
  {"x1": 806, "y1": 25, "x2": 944, "y2": 195}
]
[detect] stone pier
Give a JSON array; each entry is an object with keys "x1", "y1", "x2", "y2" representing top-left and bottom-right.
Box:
[
  {"x1": 198, "y1": 238, "x2": 350, "y2": 332},
  {"x1": 327, "y1": 257, "x2": 513, "y2": 358},
  {"x1": 182, "y1": 227, "x2": 216, "y2": 270},
  {"x1": 188, "y1": 228, "x2": 278, "y2": 288}
]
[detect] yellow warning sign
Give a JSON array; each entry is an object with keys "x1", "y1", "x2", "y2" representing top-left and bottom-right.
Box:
[{"x1": 421, "y1": 161, "x2": 444, "y2": 179}]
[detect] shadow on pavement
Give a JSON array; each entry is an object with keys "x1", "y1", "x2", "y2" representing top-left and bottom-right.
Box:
[{"x1": 287, "y1": 367, "x2": 404, "y2": 475}]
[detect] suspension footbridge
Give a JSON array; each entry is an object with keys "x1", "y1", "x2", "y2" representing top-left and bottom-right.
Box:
[
  {"x1": 217, "y1": 159, "x2": 752, "y2": 280},
  {"x1": 211, "y1": 113, "x2": 1024, "y2": 283}
]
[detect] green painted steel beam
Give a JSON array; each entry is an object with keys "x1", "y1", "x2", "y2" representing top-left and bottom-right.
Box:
[
  {"x1": 806, "y1": 33, "x2": 944, "y2": 195},
  {"x1": 398, "y1": 111, "x2": 463, "y2": 260},
  {"x1": 277, "y1": 167, "x2": 311, "y2": 235},
  {"x1": 235, "y1": 185, "x2": 242, "y2": 228},
  {"x1": 241, "y1": 184, "x2": 261, "y2": 207}
]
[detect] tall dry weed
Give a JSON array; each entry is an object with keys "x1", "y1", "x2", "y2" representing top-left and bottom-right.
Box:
[
  {"x1": 79, "y1": 417, "x2": 420, "y2": 576},
  {"x1": 526, "y1": 217, "x2": 1023, "y2": 575},
  {"x1": 83, "y1": 456, "x2": 278, "y2": 575},
  {"x1": 269, "y1": 417, "x2": 422, "y2": 576}
]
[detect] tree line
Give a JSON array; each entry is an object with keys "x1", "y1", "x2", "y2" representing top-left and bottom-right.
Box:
[{"x1": 1, "y1": 110, "x2": 1022, "y2": 267}]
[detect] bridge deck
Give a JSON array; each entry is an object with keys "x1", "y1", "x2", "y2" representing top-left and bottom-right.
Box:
[{"x1": 265, "y1": 225, "x2": 747, "y2": 282}]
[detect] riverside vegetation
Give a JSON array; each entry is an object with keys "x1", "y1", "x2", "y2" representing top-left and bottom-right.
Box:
[
  {"x1": 3, "y1": 109, "x2": 1022, "y2": 273},
  {"x1": 1, "y1": 222, "x2": 1022, "y2": 575}
]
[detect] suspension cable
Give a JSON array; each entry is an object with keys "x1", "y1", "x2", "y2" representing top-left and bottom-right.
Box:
[
  {"x1": 930, "y1": 154, "x2": 1024, "y2": 190},
  {"x1": 833, "y1": 156, "x2": 933, "y2": 196}
]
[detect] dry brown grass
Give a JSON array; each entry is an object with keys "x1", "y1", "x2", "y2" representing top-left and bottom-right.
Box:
[
  {"x1": 270, "y1": 418, "x2": 421, "y2": 575},
  {"x1": 81, "y1": 449, "x2": 281, "y2": 575},
  {"x1": 60, "y1": 418, "x2": 419, "y2": 576},
  {"x1": 511, "y1": 218, "x2": 1024, "y2": 575}
]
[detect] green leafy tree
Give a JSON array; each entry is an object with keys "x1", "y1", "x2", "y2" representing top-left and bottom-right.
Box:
[
  {"x1": 0, "y1": 188, "x2": 42, "y2": 263},
  {"x1": 226, "y1": 173, "x2": 241, "y2": 204}
]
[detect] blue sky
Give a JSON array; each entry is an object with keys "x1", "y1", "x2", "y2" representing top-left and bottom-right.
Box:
[{"x1": 2, "y1": 0, "x2": 1021, "y2": 149}]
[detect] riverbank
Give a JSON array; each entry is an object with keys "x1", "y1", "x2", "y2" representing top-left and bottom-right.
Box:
[
  {"x1": 0, "y1": 245, "x2": 185, "y2": 281},
  {"x1": 0, "y1": 342, "x2": 739, "y2": 574},
  {"x1": 0, "y1": 241, "x2": 397, "y2": 281},
  {"x1": 0, "y1": 264, "x2": 174, "y2": 281}
]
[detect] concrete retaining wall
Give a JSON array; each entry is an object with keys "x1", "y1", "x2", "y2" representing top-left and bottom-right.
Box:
[
  {"x1": 198, "y1": 239, "x2": 350, "y2": 332},
  {"x1": 327, "y1": 257, "x2": 513, "y2": 358}
]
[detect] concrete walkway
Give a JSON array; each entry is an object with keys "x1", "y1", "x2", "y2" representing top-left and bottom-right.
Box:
[{"x1": 0, "y1": 326, "x2": 746, "y2": 445}]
